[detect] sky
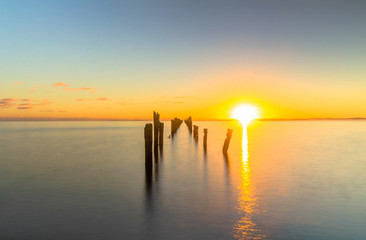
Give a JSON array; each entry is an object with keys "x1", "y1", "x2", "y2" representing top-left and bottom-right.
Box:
[{"x1": 1, "y1": 0, "x2": 366, "y2": 120}]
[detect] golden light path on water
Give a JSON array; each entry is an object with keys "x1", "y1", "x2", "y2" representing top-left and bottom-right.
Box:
[{"x1": 232, "y1": 124, "x2": 266, "y2": 239}]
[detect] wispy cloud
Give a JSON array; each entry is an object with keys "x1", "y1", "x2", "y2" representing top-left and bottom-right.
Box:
[
  {"x1": 53, "y1": 82, "x2": 69, "y2": 87},
  {"x1": 29, "y1": 86, "x2": 39, "y2": 92},
  {"x1": 17, "y1": 104, "x2": 32, "y2": 110},
  {"x1": 0, "y1": 98, "x2": 18, "y2": 108},
  {"x1": 12, "y1": 82, "x2": 22, "y2": 85},
  {"x1": 76, "y1": 97, "x2": 108, "y2": 101},
  {"x1": 63, "y1": 87, "x2": 96, "y2": 93},
  {"x1": 53, "y1": 82, "x2": 96, "y2": 93},
  {"x1": 0, "y1": 98, "x2": 52, "y2": 110},
  {"x1": 1, "y1": 98, "x2": 18, "y2": 102}
]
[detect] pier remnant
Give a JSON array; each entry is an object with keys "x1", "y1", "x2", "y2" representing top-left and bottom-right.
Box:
[
  {"x1": 171, "y1": 117, "x2": 183, "y2": 137},
  {"x1": 153, "y1": 111, "x2": 160, "y2": 150},
  {"x1": 184, "y1": 116, "x2": 193, "y2": 133},
  {"x1": 222, "y1": 129, "x2": 233, "y2": 154},
  {"x1": 203, "y1": 128, "x2": 208, "y2": 149},
  {"x1": 159, "y1": 122, "x2": 164, "y2": 149},
  {"x1": 144, "y1": 123, "x2": 153, "y2": 164},
  {"x1": 193, "y1": 125, "x2": 198, "y2": 139}
]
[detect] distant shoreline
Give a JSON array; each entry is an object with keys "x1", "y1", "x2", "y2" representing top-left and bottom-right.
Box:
[
  {"x1": 0, "y1": 118, "x2": 366, "y2": 122},
  {"x1": 258, "y1": 118, "x2": 366, "y2": 121}
]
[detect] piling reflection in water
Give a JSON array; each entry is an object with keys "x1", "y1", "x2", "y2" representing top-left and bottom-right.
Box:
[
  {"x1": 233, "y1": 126, "x2": 266, "y2": 239},
  {"x1": 145, "y1": 159, "x2": 153, "y2": 212},
  {"x1": 145, "y1": 142, "x2": 161, "y2": 212}
]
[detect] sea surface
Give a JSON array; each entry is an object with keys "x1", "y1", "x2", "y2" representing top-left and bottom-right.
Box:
[{"x1": 0, "y1": 120, "x2": 366, "y2": 239}]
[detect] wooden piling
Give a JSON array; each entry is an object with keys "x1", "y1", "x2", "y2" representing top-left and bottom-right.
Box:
[
  {"x1": 171, "y1": 119, "x2": 174, "y2": 136},
  {"x1": 222, "y1": 129, "x2": 233, "y2": 154},
  {"x1": 184, "y1": 116, "x2": 193, "y2": 133},
  {"x1": 153, "y1": 111, "x2": 160, "y2": 149},
  {"x1": 193, "y1": 125, "x2": 198, "y2": 139},
  {"x1": 203, "y1": 128, "x2": 207, "y2": 149},
  {"x1": 159, "y1": 122, "x2": 164, "y2": 148},
  {"x1": 171, "y1": 117, "x2": 183, "y2": 137},
  {"x1": 144, "y1": 123, "x2": 153, "y2": 163}
]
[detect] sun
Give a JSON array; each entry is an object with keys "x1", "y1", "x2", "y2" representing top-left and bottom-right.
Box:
[{"x1": 231, "y1": 104, "x2": 259, "y2": 124}]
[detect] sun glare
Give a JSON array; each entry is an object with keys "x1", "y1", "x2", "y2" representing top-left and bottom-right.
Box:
[{"x1": 232, "y1": 104, "x2": 259, "y2": 124}]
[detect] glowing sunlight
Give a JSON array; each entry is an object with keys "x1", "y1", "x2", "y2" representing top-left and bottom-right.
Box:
[{"x1": 232, "y1": 104, "x2": 259, "y2": 124}]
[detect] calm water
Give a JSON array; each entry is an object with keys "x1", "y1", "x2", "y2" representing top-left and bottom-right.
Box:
[{"x1": 1, "y1": 121, "x2": 366, "y2": 239}]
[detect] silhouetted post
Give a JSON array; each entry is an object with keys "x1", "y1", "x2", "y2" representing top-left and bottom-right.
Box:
[
  {"x1": 222, "y1": 129, "x2": 233, "y2": 154},
  {"x1": 193, "y1": 125, "x2": 198, "y2": 139},
  {"x1": 184, "y1": 116, "x2": 193, "y2": 133},
  {"x1": 144, "y1": 123, "x2": 153, "y2": 164},
  {"x1": 203, "y1": 128, "x2": 207, "y2": 149},
  {"x1": 171, "y1": 117, "x2": 183, "y2": 137},
  {"x1": 159, "y1": 122, "x2": 164, "y2": 148},
  {"x1": 153, "y1": 111, "x2": 160, "y2": 150},
  {"x1": 171, "y1": 119, "x2": 174, "y2": 136}
]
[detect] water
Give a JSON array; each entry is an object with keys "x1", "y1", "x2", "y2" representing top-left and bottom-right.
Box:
[{"x1": 0, "y1": 121, "x2": 366, "y2": 239}]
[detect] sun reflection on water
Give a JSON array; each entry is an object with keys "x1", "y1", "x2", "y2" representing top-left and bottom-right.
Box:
[{"x1": 232, "y1": 125, "x2": 266, "y2": 239}]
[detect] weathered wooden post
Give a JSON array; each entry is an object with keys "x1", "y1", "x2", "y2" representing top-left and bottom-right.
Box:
[
  {"x1": 144, "y1": 123, "x2": 153, "y2": 164},
  {"x1": 171, "y1": 119, "x2": 174, "y2": 136},
  {"x1": 189, "y1": 117, "x2": 192, "y2": 132},
  {"x1": 193, "y1": 125, "x2": 198, "y2": 139},
  {"x1": 222, "y1": 129, "x2": 233, "y2": 154},
  {"x1": 203, "y1": 128, "x2": 207, "y2": 149},
  {"x1": 185, "y1": 116, "x2": 193, "y2": 133},
  {"x1": 159, "y1": 121, "x2": 164, "y2": 149},
  {"x1": 171, "y1": 117, "x2": 183, "y2": 137},
  {"x1": 153, "y1": 111, "x2": 160, "y2": 151}
]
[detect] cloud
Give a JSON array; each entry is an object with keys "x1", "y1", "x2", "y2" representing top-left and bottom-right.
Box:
[
  {"x1": 0, "y1": 98, "x2": 53, "y2": 110},
  {"x1": 63, "y1": 87, "x2": 96, "y2": 92},
  {"x1": 54, "y1": 82, "x2": 70, "y2": 87},
  {"x1": 29, "y1": 86, "x2": 39, "y2": 92},
  {"x1": 12, "y1": 82, "x2": 22, "y2": 85},
  {"x1": 1, "y1": 98, "x2": 18, "y2": 102},
  {"x1": 0, "y1": 98, "x2": 18, "y2": 108},
  {"x1": 96, "y1": 97, "x2": 107, "y2": 101},
  {"x1": 76, "y1": 97, "x2": 108, "y2": 101},
  {"x1": 17, "y1": 103, "x2": 35, "y2": 110},
  {"x1": 53, "y1": 82, "x2": 97, "y2": 93}
]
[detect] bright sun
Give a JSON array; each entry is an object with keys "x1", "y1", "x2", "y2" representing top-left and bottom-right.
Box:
[{"x1": 231, "y1": 104, "x2": 259, "y2": 124}]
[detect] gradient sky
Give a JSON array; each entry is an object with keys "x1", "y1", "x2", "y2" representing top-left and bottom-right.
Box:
[{"x1": 1, "y1": 0, "x2": 366, "y2": 120}]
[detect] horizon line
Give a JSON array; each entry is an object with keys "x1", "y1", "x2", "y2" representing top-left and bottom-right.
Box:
[{"x1": 0, "y1": 117, "x2": 366, "y2": 122}]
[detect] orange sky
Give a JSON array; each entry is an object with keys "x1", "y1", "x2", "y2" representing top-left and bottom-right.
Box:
[{"x1": 2, "y1": 65, "x2": 366, "y2": 120}]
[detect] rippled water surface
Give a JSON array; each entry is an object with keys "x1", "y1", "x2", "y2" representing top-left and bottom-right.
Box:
[{"x1": 1, "y1": 121, "x2": 366, "y2": 239}]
